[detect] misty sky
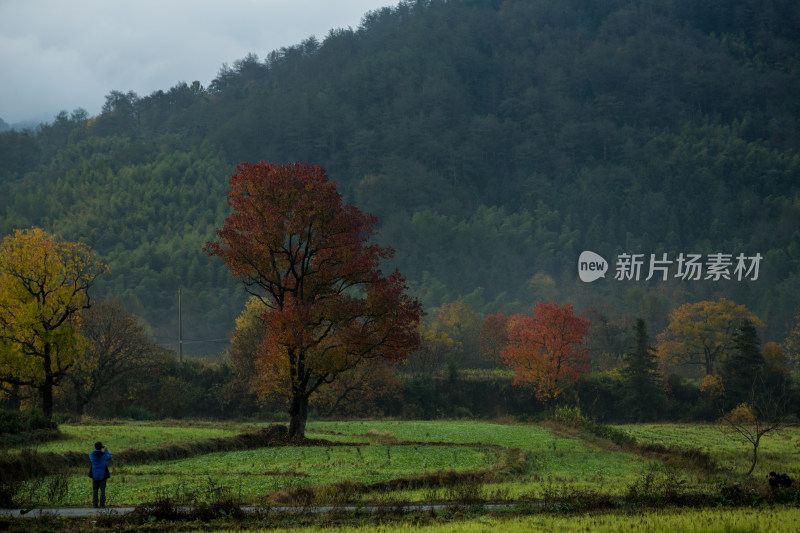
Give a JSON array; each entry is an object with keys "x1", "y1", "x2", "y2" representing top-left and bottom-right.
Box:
[{"x1": 0, "y1": 0, "x2": 395, "y2": 124}]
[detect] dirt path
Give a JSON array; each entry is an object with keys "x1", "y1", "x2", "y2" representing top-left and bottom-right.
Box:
[{"x1": 1, "y1": 502, "x2": 511, "y2": 518}]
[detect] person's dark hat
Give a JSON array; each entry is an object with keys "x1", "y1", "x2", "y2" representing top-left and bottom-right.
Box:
[{"x1": 95, "y1": 442, "x2": 103, "y2": 450}]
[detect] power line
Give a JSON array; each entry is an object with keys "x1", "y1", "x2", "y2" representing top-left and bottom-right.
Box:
[{"x1": 157, "y1": 338, "x2": 229, "y2": 346}]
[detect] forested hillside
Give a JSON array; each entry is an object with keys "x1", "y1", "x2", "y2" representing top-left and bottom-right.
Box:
[{"x1": 1, "y1": 0, "x2": 799, "y2": 355}]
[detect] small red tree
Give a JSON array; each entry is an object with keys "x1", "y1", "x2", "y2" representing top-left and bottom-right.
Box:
[
  {"x1": 501, "y1": 302, "x2": 590, "y2": 406},
  {"x1": 205, "y1": 162, "x2": 421, "y2": 439}
]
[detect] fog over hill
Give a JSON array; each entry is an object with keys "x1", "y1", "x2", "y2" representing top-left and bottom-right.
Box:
[{"x1": 1, "y1": 0, "x2": 799, "y2": 356}]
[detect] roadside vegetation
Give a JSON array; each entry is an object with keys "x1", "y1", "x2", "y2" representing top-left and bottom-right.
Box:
[{"x1": 226, "y1": 507, "x2": 800, "y2": 533}]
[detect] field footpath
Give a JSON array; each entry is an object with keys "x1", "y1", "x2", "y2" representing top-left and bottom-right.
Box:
[{"x1": 1, "y1": 502, "x2": 515, "y2": 518}]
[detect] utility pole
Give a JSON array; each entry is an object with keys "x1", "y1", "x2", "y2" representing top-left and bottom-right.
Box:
[{"x1": 178, "y1": 288, "x2": 183, "y2": 363}]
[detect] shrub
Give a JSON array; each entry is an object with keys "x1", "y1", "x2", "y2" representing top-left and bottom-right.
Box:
[
  {"x1": 583, "y1": 421, "x2": 636, "y2": 446},
  {"x1": 0, "y1": 410, "x2": 57, "y2": 435},
  {"x1": 553, "y1": 405, "x2": 586, "y2": 428},
  {"x1": 119, "y1": 405, "x2": 156, "y2": 421}
]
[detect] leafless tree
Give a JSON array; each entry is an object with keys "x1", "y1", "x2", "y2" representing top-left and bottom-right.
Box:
[
  {"x1": 66, "y1": 300, "x2": 165, "y2": 416},
  {"x1": 721, "y1": 377, "x2": 796, "y2": 476}
]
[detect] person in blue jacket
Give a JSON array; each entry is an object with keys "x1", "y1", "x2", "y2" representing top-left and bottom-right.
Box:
[{"x1": 89, "y1": 441, "x2": 111, "y2": 508}]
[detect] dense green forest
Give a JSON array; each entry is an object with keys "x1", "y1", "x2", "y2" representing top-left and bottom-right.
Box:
[{"x1": 1, "y1": 0, "x2": 799, "y2": 356}]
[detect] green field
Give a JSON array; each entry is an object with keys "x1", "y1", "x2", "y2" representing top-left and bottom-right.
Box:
[
  {"x1": 9, "y1": 421, "x2": 252, "y2": 454},
  {"x1": 11, "y1": 420, "x2": 653, "y2": 507},
  {"x1": 616, "y1": 423, "x2": 800, "y2": 480},
  {"x1": 22, "y1": 444, "x2": 498, "y2": 506},
  {"x1": 5, "y1": 419, "x2": 799, "y2": 531},
  {"x1": 309, "y1": 420, "x2": 656, "y2": 500},
  {"x1": 224, "y1": 507, "x2": 800, "y2": 532}
]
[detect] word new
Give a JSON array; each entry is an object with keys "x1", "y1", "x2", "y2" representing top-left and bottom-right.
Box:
[{"x1": 578, "y1": 251, "x2": 608, "y2": 282}]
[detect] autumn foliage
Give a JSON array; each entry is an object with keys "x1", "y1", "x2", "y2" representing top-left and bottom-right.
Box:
[
  {"x1": 227, "y1": 296, "x2": 403, "y2": 417},
  {"x1": 479, "y1": 312, "x2": 510, "y2": 365},
  {"x1": 501, "y1": 302, "x2": 590, "y2": 405},
  {"x1": 205, "y1": 162, "x2": 421, "y2": 438},
  {"x1": 656, "y1": 298, "x2": 764, "y2": 377},
  {"x1": 0, "y1": 228, "x2": 107, "y2": 417}
]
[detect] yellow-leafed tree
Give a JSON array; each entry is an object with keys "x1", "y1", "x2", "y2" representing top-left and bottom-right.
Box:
[
  {"x1": 783, "y1": 308, "x2": 800, "y2": 371},
  {"x1": 656, "y1": 298, "x2": 764, "y2": 378},
  {"x1": 0, "y1": 228, "x2": 107, "y2": 418}
]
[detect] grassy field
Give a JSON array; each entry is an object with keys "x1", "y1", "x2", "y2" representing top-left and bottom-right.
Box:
[
  {"x1": 10, "y1": 419, "x2": 658, "y2": 507},
  {"x1": 616, "y1": 423, "x2": 800, "y2": 480},
  {"x1": 21, "y1": 444, "x2": 498, "y2": 506},
  {"x1": 4, "y1": 418, "x2": 799, "y2": 532},
  {"x1": 8, "y1": 420, "x2": 253, "y2": 454},
  {"x1": 309, "y1": 420, "x2": 656, "y2": 500},
  {"x1": 217, "y1": 506, "x2": 800, "y2": 532}
]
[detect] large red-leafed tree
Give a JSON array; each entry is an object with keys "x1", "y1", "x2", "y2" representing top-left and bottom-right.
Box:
[
  {"x1": 205, "y1": 162, "x2": 421, "y2": 439},
  {"x1": 501, "y1": 302, "x2": 590, "y2": 406}
]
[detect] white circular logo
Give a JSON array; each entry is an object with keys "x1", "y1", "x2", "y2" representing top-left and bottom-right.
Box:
[{"x1": 578, "y1": 251, "x2": 608, "y2": 282}]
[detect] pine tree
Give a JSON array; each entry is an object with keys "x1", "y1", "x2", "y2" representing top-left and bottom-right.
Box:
[
  {"x1": 720, "y1": 319, "x2": 765, "y2": 410},
  {"x1": 622, "y1": 318, "x2": 663, "y2": 421}
]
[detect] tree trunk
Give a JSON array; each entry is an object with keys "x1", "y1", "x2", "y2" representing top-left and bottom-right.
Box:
[
  {"x1": 38, "y1": 346, "x2": 54, "y2": 419},
  {"x1": 40, "y1": 375, "x2": 54, "y2": 419},
  {"x1": 73, "y1": 395, "x2": 87, "y2": 418},
  {"x1": 8, "y1": 383, "x2": 22, "y2": 411},
  {"x1": 746, "y1": 436, "x2": 760, "y2": 476},
  {"x1": 288, "y1": 393, "x2": 308, "y2": 440}
]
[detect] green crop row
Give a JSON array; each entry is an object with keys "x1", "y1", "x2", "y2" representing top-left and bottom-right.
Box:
[
  {"x1": 9, "y1": 419, "x2": 800, "y2": 510},
  {"x1": 16, "y1": 444, "x2": 498, "y2": 507},
  {"x1": 308, "y1": 420, "x2": 655, "y2": 495}
]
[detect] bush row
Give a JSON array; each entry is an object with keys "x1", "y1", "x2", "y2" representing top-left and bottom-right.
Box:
[{"x1": 0, "y1": 410, "x2": 57, "y2": 435}]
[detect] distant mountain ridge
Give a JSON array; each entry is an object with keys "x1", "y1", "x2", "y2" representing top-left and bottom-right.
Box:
[
  {"x1": 1, "y1": 0, "x2": 799, "y2": 354},
  {"x1": 0, "y1": 117, "x2": 44, "y2": 133}
]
